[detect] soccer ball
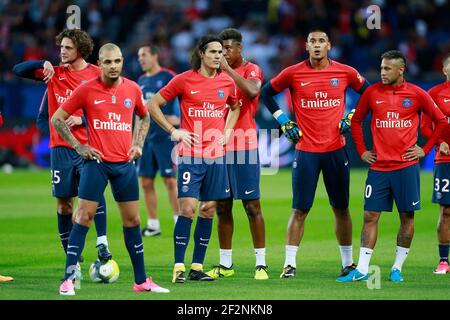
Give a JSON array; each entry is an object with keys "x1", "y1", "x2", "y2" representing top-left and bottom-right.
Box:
[{"x1": 89, "y1": 259, "x2": 120, "y2": 283}]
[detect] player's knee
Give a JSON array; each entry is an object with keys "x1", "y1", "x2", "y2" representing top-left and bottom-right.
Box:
[
  {"x1": 442, "y1": 206, "x2": 450, "y2": 218},
  {"x1": 163, "y1": 177, "x2": 177, "y2": 191},
  {"x1": 57, "y1": 198, "x2": 74, "y2": 214},
  {"x1": 123, "y1": 214, "x2": 141, "y2": 227},
  {"x1": 243, "y1": 201, "x2": 261, "y2": 219},
  {"x1": 199, "y1": 201, "x2": 216, "y2": 218},
  {"x1": 141, "y1": 178, "x2": 154, "y2": 191},
  {"x1": 363, "y1": 211, "x2": 380, "y2": 225},
  {"x1": 292, "y1": 208, "x2": 308, "y2": 221},
  {"x1": 181, "y1": 203, "x2": 196, "y2": 219},
  {"x1": 75, "y1": 208, "x2": 94, "y2": 226}
]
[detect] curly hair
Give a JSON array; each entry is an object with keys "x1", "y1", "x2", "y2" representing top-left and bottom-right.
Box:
[{"x1": 55, "y1": 29, "x2": 94, "y2": 60}]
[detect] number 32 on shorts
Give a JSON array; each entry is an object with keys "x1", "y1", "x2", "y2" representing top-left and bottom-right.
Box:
[{"x1": 435, "y1": 178, "x2": 450, "y2": 193}]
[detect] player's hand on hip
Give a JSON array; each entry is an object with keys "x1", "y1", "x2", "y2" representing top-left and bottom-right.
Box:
[
  {"x1": 42, "y1": 61, "x2": 55, "y2": 84},
  {"x1": 339, "y1": 109, "x2": 355, "y2": 134},
  {"x1": 439, "y1": 141, "x2": 450, "y2": 155},
  {"x1": 128, "y1": 145, "x2": 142, "y2": 161},
  {"x1": 361, "y1": 150, "x2": 376, "y2": 164},
  {"x1": 75, "y1": 144, "x2": 104, "y2": 161},
  {"x1": 171, "y1": 129, "x2": 199, "y2": 146},
  {"x1": 402, "y1": 144, "x2": 425, "y2": 161},
  {"x1": 65, "y1": 116, "x2": 83, "y2": 128},
  {"x1": 281, "y1": 120, "x2": 301, "y2": 143}
]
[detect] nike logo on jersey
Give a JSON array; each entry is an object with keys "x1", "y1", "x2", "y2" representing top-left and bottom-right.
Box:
[
  {"x1": 412, "y1": 200, "x2": 420, "y2": 205},
  {"x1": 344, "y1": 161, "x2": 349, "y2": 166},
  {"x1": 375, "y1": 100, "x2": 384, "y2": 104},
  {"x1": 58, "y1": 77, "x2": 65, "y2": 80},
  {"x1": 444, "y1": 99, "x2": 450, "y2": 103},
  {"x1": 300, "y1": 82, "x2": 311, "y2": 86},
  {"x1": 225, "y1": 188, "x2": 230, "y2": 193},
  {"x1": 191, "y1": 90, "x2": 200, "y2": 94},
  {"x1": 245, "y1": 190, "x2": 255, "y2": 195},
  {"x1": 94, "y1": 100, "x2": 106, "y2": 104}
]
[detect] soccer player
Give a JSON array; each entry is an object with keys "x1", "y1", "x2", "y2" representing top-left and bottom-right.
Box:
[
  {"x1": 136, "y1": 45, "x2": 180, "y2": 237},
  {"x1": 12, "y1": 29, "x2": 112, "y2": 264},
  {"x1": 337, "y1": 50, "x2": 446, "y2": 283},
  {"x1": 147, "y1": 35, "x2": 240, "y2": 283},
  {"x1": 260, "y1": 29, "x2": 369, "y2": 278},
  {"x1": 53, "y1": 43, "x2": 169, "y2": 295},
  {"x1": 202, "y1": 28, "x2": 268, "y2": 280},
  {"x1": 421, "y1": 53, "x2": 450, "y2": 274}
]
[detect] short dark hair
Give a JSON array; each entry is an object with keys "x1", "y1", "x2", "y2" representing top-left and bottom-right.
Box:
[
  {"x1": 140, "y1": 44, "x2": 160, "y2": 56},
  {"x1": 381, "y1": 50, "x2": 407, "y2": 68},
  {"x1": 308, "y1": 28, "x2": 330, "y2": 40},
  {"x1": 56, "y1": 29, "x2": 94, "y2": 60},
  {"x1": 218, "y1": 28, "x2": 242, "y2": 43},
  {"x1": 190, "y1": 35, "x2": 223, "y2": 70}
]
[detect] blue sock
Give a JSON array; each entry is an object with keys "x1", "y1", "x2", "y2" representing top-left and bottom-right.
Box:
[
  {"x1": 57, "y1": 213, "x2": 73, "y2": 254},
  {"x1": 64, "y1": 223, "x2": 89, "y2": 280},
  {"x1": 174, "y1": 216, "x2": 193, "y2": 264},
  {"x1": 192, "y1": 217, "x2": 213, "y2": 264},
  {"x1": 439, "y1": 244, "x2": 449, "y2": 261},
  {"x1": 123, "y1": 225, "x2": 147, "y2": 284},
  {"x1": 93, "y1": 196, "x2": 107, "y2": 238}
]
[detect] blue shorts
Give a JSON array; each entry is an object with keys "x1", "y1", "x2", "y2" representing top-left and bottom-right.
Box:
[
  {"x1": 292, "y1": 148, "x2": 350, "y2": 211},
  {"x1": 50, "y1": 147, "x2": 84, "y2": 198},
  {"x1": 137, "y1": 139, "x2": 176, "y2": 178},
  {"x1": 226, "y1": 150, "x2": 260, "y2": 200},
  {"x1": 79, "y1": 160, "x2": 139, "y2": 202},
  {"x1": 364, "y1": 164, "x2": 420, "y2": 212},
  {"x1": 432, "y1": 163, "x2": 450, "y2": 205},
  {"x1": 177, "y1": 156, "x2": 230, "y2": 201}
]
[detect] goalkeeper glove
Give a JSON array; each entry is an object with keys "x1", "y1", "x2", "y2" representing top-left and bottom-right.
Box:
[
  {"x1": 339, "y1": 109, "x2": 355, "y2": 134},
  {"x1": 276, "y1": 112, "x2": 301, "y2": 143}
]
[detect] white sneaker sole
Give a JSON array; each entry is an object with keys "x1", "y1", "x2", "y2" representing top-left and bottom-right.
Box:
[
  {"x1": 433, "y1": 269, "x2": 449, "y2": 274},
  {"x1": 59, "y1": 290, "x2": 75, "y2": 296},
  {"x1": 150, "y1": 287, "x2": 170, "y2": 293}
]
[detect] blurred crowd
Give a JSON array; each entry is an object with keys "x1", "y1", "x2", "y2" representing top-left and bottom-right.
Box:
[{"x1": 1, "y1": 0, "x2": 449, "y2": 83}]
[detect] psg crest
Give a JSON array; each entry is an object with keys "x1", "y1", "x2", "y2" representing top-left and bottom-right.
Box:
[
  {"x1": 124, "y1": 98, "x2": 133, "y2": 108},
  {"x1": 218, "y1": 89, "x2": 225, "y2": 98},
  {"x1": 330, "y1": 78, "x2": 339, "y2": 86},
  {"x1": 402, "y1": 98, "x2": 412, "y2": 108}
]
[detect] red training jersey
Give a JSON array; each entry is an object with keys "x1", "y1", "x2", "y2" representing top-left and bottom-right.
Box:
[
  {"x1": 159, "y1": 69, "x2": 238, "y2": 158},
  {"x1": 34, "y1": 64, "x2": 100, "y2": 148},
  {"x1": 226, "y1": 61, "x2": 263, "y2": 151},
  {"x1": 61, "y1": 77, "x2": 148, "y2": 162},
  {"x1": 421, "y1": 81, "x2": 450, "y2": 164},
  {"x1": 351, "y1": 81, "x2": 446, "y2": 171},
  {"x1": 270, "y1": 59, "x2": 365, "y2": 152}
]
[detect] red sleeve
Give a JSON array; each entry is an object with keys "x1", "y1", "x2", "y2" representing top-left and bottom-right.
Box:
[
  {"x1": 134, "y1": 85, "x2": 148, "y2": 117},
  {"x1": 246, "y1": 64, "x2": 264, "y2": 83},
  {"x1": 34, "y1": 69, "x2": 44, "y2": 79},
  {"x1": 351, "y1": 87, "x2": 372, "y2": 156},
  {"x1": 420, "y1": 112, "x2": 434, "y2": 140},
  {"x1": 227, "y1": 83, "x2": 238, "y2": 106},
  {"x1": 61, "y1": 84, "x2": 86, "y2": 115},
  {"x1": 346, "y1": 65, "x2": 365, "y2": 92},
  {"x1": 419, "y1": 88, "x2": 447, "y2": 154},
  {"x1": 270, "y1": 65, "x2": 294, "y2": 92},
  {"x1": 159, "y1": 74, "x2": 183, "y2": 102}
]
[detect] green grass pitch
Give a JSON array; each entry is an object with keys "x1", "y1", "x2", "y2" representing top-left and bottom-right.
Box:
[{"x1": 0, "y1": 168, "x2": 448, "y2": 300}]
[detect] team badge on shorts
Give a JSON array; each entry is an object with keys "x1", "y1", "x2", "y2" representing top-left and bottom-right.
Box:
[
  {"x1": 436, "y1": 192, "x2": 443, "y2": 200},
  {"x1": 182, "y1": 185, "x2": 189, "y2": 193},
  {"x1": 402, "y1": 98, "x2": 412, "y2": 108},
  {"x1": 124, "y1": 98, "x2": 133, "y2": 108},
  {"x1": 330, "y1": 78, "x2": 339, "y2": 86},
  {"x1": 218, "y1": 89, "x2": 225, "y2": 99}
]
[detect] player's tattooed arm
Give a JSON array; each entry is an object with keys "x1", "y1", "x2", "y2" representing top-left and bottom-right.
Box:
[
  {"x1": 52, "y1": 107, "x2": 104, "y2": 161},
  {"x1": 133, "y1": 112, "x2": 150, "y2": 149},
  {"x1": 128, "y1": 112, "x2": 150, "y2": 161}
]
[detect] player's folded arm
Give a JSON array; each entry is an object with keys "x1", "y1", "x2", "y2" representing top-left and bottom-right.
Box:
[{"x1": 12, "y1": 60, "x2": 46, "y2": 81}]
